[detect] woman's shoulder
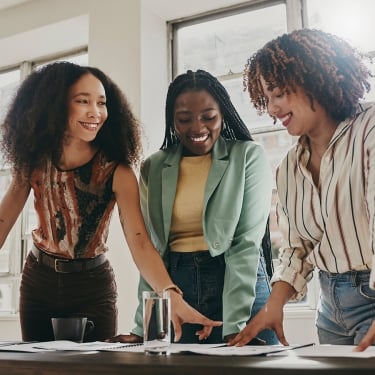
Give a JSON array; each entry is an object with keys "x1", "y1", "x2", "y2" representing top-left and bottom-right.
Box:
[
  {"x1": 357, "y1": 101, "x2": 375, "y2": 124},
  {"x1": 144, "y1": 146, "x2": 179, "y2": 164}
]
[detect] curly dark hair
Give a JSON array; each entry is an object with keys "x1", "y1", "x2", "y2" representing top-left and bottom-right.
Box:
[
  {"x1": 1, "y1": 61, "x2": 142, "y2": 179},
  {"x1": 161, "y1": 69, "x2": 253, "y2": 150},
  {"x1": 244, "y1": 28, "x2": 373, "y2": 122}
]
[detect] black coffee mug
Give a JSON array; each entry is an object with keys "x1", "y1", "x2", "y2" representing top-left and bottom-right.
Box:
[{"x1": 51, "y1": 317, "x2": 95, "y2": 342}]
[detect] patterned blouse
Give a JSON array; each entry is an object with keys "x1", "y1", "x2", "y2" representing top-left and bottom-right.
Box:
[
  {"x1": 30, "y1": 151, "x2": 118, "y2": 259},
  {"x1": 272, "y1": 102, "x2": 375, "y2": 299}
]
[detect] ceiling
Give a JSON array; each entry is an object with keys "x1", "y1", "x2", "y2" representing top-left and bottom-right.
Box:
[{"x1": 0, "y1": 0, "x2": 31, "y2": 11}]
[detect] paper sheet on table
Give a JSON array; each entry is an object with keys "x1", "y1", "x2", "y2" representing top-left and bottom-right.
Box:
[
  {"x1": 39, "y1": 342, "x2": 313, "y2": 355},
  {"x1": 0, "y1": 341, "x2": 24, "y2": 347},
  {"x1": 97, "y1": 343, "x2": 308, "y2": 355},
  {"x1": 32, "y1": 341, "x2": 294, "y2": 355},
  {"x1": 269, "y1": 344, "x2": 375, "y2": 358},
  {"x1": 33, "y1": 340, "x2": 143, "y2": 352},
  {"x1": 0, "y1": 341, "x2": 142, "y2": 352},
  {"x1": 172, "y1": 344, "x2": 303, "y2": 356},
  {"x1": 0, "y1": 340, "x2": 313, "y2": 356},
  {"x1": 0, "y1": 341, "x2": 54, "y2": 352}
]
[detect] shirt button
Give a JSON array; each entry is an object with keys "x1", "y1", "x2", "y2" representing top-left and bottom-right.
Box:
[{"x1": 213, "y1": 242, "x2": 221, "y2": 249}]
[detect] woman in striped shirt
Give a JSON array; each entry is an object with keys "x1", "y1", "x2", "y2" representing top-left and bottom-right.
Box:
[{"x1": 228, "y1": 28, "x2": 375, "y2": 350}]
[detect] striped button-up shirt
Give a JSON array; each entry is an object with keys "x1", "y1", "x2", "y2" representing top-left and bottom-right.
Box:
[{"x1": 272, "y1": 102, "x2": 375, "y2": 299}]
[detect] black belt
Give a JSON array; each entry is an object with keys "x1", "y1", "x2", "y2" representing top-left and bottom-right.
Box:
[{"x1": 31, "y1": 245, "x2": 106, "y2": 273}]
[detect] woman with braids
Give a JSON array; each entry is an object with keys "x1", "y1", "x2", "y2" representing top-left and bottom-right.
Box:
[
  {"x1": 109, "y1": 69, "x2": 278, "y2": 344},
  {"x1": 228, "y1": 28, "x2": 375, "y2": 351},
  {"x1": 0, "y1": 61, "x2": 221, "y2": 342}
]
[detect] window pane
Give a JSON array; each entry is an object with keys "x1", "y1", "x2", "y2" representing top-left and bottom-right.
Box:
[
  {"x1": 306, "y1": 0, "x2": 375, "y2": 51},
  {"x1": 221, "y1": 76, "x2": 276, "y2": 130},
  {"x1": 0, "y1": 282, "x2": 15, "y2": 313},
  {"x1": 0, "y1": 69, "x2": 20, "y2": 125},
  {"x1": 0, "y1": 175, "x2": 13, "y2": 273},
  {"x1": 175, "y1": 4, "x2": 287, "y2": 76},
  {"x1": 253, "y1": 130, "x2": 292, "y2": 184},
  {"x1": 306, "y1": 0, "x2": 375, "y2": 101},
  {"x1": 0, "y1": 71, "x2": 19, "y2": 276},
  {"x1": 35, "y1": 52, "x2": 89, "y2": 70}
]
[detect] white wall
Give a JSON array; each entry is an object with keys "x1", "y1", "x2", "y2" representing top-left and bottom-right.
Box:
[{"x1": 0, "y1": 0, "x2": 318, "y2": 345}]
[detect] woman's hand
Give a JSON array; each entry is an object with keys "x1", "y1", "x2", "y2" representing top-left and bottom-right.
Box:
[
  {"x1": 224, "y1": 333, "x2": 266, "y2": 345},
  {"x1": 106, "y1": 333, "x2": 143, "y2": 343},
  {"x1": 355, "y1": 321, "x2": 375, "y2": 351},
  {"x1": 105, "y1": 291, "x2": 222, "y2": 343},
  {"x1": 170, "y1": 290, "x2": 222, "y2": 341},
  {"x1": 227, "y1": 302, "x2": 287, "y2": 347},
  {"x1": 227, "y1": 281, "x2": 294, "y2": 347}
]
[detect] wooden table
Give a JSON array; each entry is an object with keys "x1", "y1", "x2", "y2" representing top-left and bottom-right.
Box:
[{"x1": 0, "y1": 350, "x2": 374, "y2": 375}]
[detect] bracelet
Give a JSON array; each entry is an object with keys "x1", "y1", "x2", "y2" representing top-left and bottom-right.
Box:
[{"x1": 162, "y1": 284, "x2": 183, "y2": 296}]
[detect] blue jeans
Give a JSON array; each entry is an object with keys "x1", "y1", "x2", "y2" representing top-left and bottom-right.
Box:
[
  {"x1": 19, "y1": 252, "x2": 118, "y2": 342},
  {"x1": 317, "y1": 270, "x2": 375, "y2": 345},
  {"x1": 168, "y1": 250, "x2": 278, "y2": 344}
]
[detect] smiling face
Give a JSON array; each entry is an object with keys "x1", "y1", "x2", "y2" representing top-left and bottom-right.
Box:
[
  {"x1": 259, "y1": 76, "x2": 329, "y2": 138},
  {"x1": 66, "y1": 73, "x2": 108, "y2": 143},
  {"x1": 173, "y1": 89, "x2": 222, "y2": 156}
]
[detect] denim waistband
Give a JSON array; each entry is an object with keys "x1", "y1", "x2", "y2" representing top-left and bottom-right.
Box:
[
  {"x1": 320, "y1": 269, "x2": 370, "y2": 280},
  {"x1": 168, "y1": 250, "x2": 224, "y2": 265}
]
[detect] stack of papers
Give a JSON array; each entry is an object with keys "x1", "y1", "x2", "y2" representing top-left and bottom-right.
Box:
[
  {"x1": 0, "y1": 341, "x2": 374, "y2": 358},
  {"x1": 269, "y1": 344, "x2": 375, "y2": 358},
  {"x1": 0, "y1": 341, "x2": 297, "y2": 354}
]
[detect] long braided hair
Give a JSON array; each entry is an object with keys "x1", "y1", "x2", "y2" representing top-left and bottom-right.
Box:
[
  {"x1": 161, "y1": 69, "x2": 274, "y2": 278},
  {"x1": 161, "y1": 69, "x2": 253, "y2": 150}
]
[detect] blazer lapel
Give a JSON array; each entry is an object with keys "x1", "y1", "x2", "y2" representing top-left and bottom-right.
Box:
[
  {"x1": 204, "y1": 137, "x2": 229, "y2": 204},
  {"x1": 161, "y1": 146, "x2": 181, "y2": 242}
]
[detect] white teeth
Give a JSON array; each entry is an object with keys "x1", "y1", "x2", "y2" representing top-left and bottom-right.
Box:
[
  {"x1": 279, "y1": 114, "x2": 291, "y2": 123},
  {"x1": 80, "y1": 122, "x2": 98, "y2": 130},
  {"x1": 191, "y1": 135, "x2": 208, "y2": 142}
]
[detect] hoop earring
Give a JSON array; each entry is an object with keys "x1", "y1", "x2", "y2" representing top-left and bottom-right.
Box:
[{"x1": 221, "y1": 120, "x2": 227, "y2": 132}]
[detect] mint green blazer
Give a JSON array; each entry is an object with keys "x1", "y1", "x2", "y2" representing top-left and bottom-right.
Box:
[{"x1": 131, "y1": 136, "x2": 272, "y2": 338}]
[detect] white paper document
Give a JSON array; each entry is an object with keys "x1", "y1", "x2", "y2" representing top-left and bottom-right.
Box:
[
  {"x1": 169, "y1": 344, "x2": 299, "y2": 356},
  {"x1": 0, "y1": 341, "x2": 301, "y2": 355},
  {"x1": 0, "y1": 340, "x2": 142, "y2": 353},
  {"x1": 0, "y1": 341, "x2": 55, "y2": 352},
  {"x1": 1, "y1": 341, "x2": 374, "y2": 358},
  {"x1": 33, "y1": 340, "x2": 143, "y2": 352},
  {"x1": 269, "y1": 344, "x2": 375, "y2": 358}
]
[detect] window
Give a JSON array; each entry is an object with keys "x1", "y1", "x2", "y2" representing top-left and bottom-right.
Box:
[
  {"x1": 170, "y1": 0, "x2": 374, "y2": 310},
  {"x1": 0, "y1": 50, "x2": 88, "y2": 314},
  {"x1": 0, "y1": 68, "x2": 22, "y2": 313},
  {"x1": 305, "y1": 0, "x2": 375, "y2": 102}
]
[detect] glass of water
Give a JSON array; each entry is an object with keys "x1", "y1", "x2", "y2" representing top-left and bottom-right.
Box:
[{"x1": 142, "y1": 290, "x2": 171, "y2": 354}]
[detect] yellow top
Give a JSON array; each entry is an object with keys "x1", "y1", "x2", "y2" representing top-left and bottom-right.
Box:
[{"x1": 169, "y1": 153, "x2": 211, "y2": 252}]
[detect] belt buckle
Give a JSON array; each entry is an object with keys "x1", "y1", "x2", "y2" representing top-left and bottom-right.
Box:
[{"x1": 54, "y1": 258, "x2": 70, "y2": 273}]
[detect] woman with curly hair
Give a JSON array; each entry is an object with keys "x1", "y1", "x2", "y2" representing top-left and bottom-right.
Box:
[
  {"x1": 228, "y1": 28, "x2": 375, "y2": 350},
  {"x1": 0, "y1": 61, "x2": 221, "y2": 342}
]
